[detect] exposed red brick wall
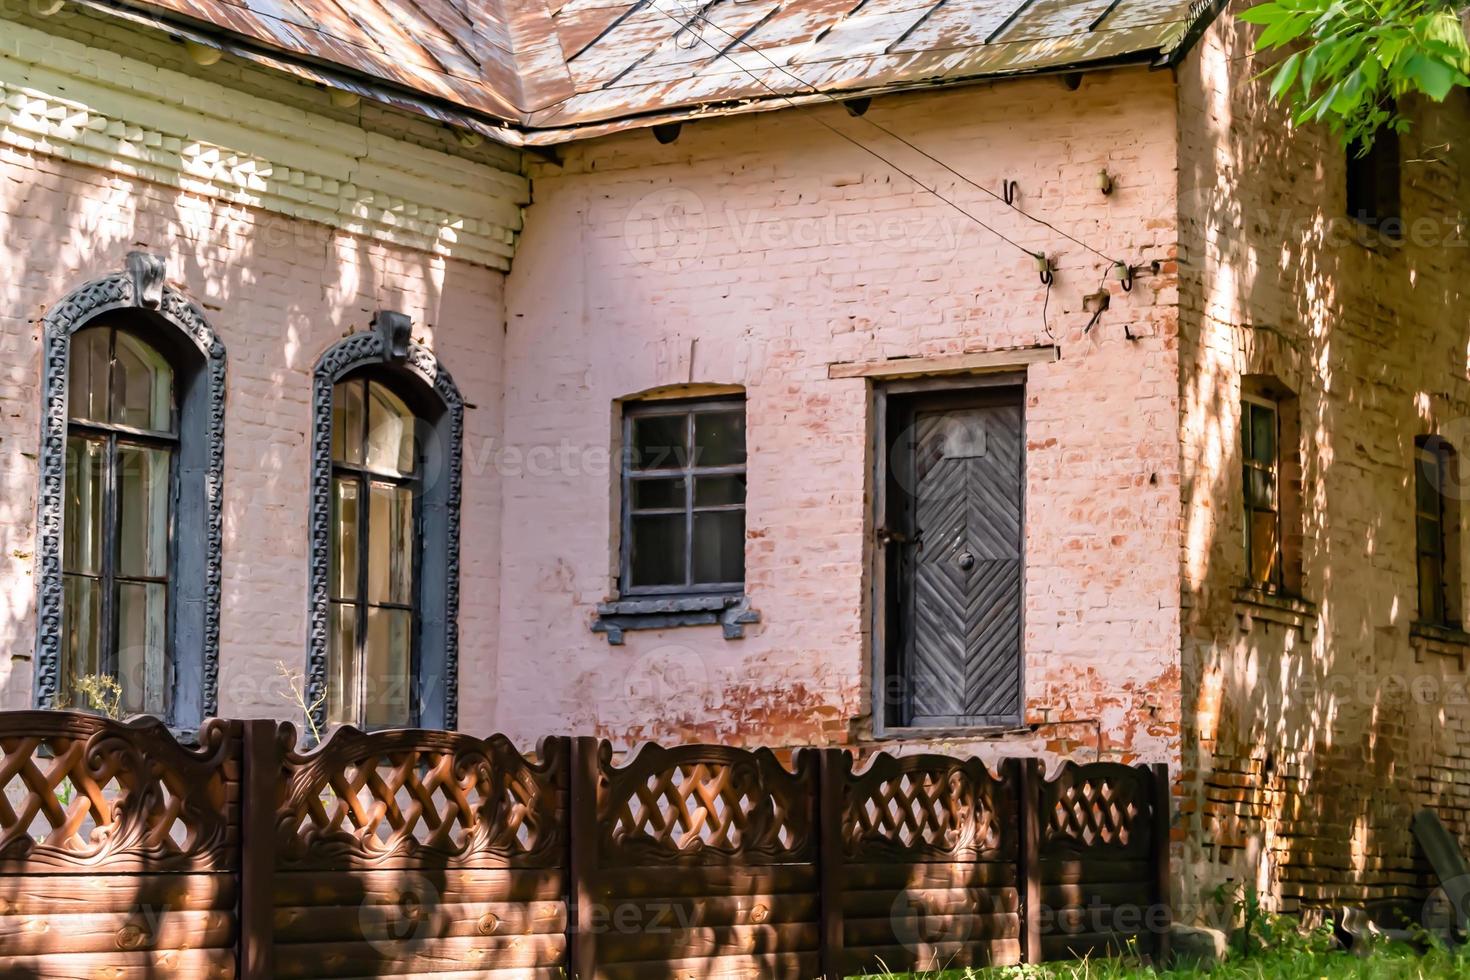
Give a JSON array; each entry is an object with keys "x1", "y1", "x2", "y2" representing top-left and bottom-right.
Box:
[{"x1": 1176, "y1": 2, "x2": 1470, "y2": 918}]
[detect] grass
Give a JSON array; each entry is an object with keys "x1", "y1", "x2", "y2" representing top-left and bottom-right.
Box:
[{"x1": 861, "y1": 941, "x2": 1470, "y2": 979}]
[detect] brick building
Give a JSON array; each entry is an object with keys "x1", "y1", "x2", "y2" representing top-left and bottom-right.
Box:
[{"x1": 0, "y1": 0, "x2": 1465, "y2": 918}]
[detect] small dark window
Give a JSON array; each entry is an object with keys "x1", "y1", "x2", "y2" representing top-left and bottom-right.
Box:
[
  {"x1": 1415, "y1": 437, "x2": 1461, "y2": 628},
  {"x1": 621, "y1": 398, "x2": 746, "y2": 595},
  {"x1": 1242, "y1": 397, "x2": 1284, "y2": 593},
  {"x1": 1346, "y1": 129, "x2": 1400, "y2": 233}
]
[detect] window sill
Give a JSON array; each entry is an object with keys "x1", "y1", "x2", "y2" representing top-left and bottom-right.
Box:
[
  {"x1": 1411, "y1": 622, "x2": 1470, "y2": 667},
  {"x1": 1233, "y1": 588, "x2": 1318, "y2": 640},
  {"x1": 591, "y1": 594, "x2": 759, "y2": 645}
]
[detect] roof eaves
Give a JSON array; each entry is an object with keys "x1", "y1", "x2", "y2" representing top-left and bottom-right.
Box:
[
  {"x1": 59, "y1": 0, "x2": 1210, "y2": 149},
  {"x1": 70, "y1": 0, "x2": 531, "y2": 145},
  {"x1": 1152, "y1": 0, "x2": 1230, "y2": 68},
  {"x1": 517, "y1": 49, "x2": 1162, "y2": 147}
]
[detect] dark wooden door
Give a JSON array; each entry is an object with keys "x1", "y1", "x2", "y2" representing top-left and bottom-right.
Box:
[{"x1": 890, "y1": 389, "x2": 1024, "y2": 728}]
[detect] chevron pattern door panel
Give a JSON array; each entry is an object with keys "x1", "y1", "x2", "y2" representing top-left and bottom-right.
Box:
[{"x1": 902, "y1": 399, "x2": 1023, "y2": 727}]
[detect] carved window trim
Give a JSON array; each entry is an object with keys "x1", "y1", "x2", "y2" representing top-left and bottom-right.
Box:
[
  {"x1": 35, "y1": 253, "x2": 227, "y2": 726},
  {"x1": 307, "y1": 313, "x2": 463, "y2": 734}
]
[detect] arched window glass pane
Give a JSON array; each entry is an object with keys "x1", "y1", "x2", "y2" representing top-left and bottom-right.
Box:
[
  {"x1": 331, "y1": 379, "x2": 365, "y2": 466},
  {"x1": 328, "y1": 375, "x2": 419, "y2": 730},
  {"x1": 366, "y1": 382, "x2": 415, "y2": 476},
  {"x1": 113, "y1": 331, "x2": 174, "y2": 433},
  {"x1": 61, "y1": 325, "x2": 175, "y2": 718},
  {"x1": 68, "y1": 328, "x2": 110, "y2": 424}
]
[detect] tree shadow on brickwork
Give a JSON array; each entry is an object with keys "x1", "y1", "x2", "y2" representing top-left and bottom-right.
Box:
[{"x1": 1176, "y1": 10, "x2": 1470, "y2": 927}]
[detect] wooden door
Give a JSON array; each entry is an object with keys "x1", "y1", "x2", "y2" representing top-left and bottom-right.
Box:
[{"x1": 889, "y1": 389, "x2": 1024, "y2": 728}]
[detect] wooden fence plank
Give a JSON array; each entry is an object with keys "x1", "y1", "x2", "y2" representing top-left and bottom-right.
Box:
[
  {"x1": 0, "y1": 908, "x2": 235, "y2": 957},
  {"x1": 0, "y1": 873, "x2": 236, "y2": 915},
  {"x1": 1151, "y1": 762, "x2": 1173, "y2": 965},
  {"x1": 1019, "y1": 757, "x2": 1042, "y2": 964},
  {"x1": 239, "y1": 719, "x2": 278, "y2": 980},
  {"x1": 0, "y1": 947, "x2": 236, "y2": 979},
  {"x1": 568, "y1": 736, "x2": 601, "y2": 979},
  {"x1": 273, "y1": 868, "x2": 566, "y2": 905},
  {"x1": 273, "y1": 899, "x2": 568, "y2": 941},
  {"x1": 817, "y1": 747, "x2": 846, "y2": 980}
]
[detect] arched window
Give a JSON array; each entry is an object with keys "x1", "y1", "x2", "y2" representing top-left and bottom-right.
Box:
[
  {"x1": 36, "y1": 253, "x2": 226, "y2": 727},
  {"x1": 308, "y1": 313, "x2": 462, "y2": 733},
  {"x1": 327, "y1": 377, "x2": 421, "y2": 729},
  {"x1": 63, "y1": 325, "x2": 177, "y2": 716}
]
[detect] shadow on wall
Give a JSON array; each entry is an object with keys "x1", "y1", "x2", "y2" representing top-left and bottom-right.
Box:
[{"x1": 1177, "y1": 11, "x2": 1470, "y2": 919}]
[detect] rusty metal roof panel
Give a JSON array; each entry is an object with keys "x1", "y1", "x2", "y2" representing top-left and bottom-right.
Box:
[{"x1": 100, "y1": 0, "x2": 1209, "y2": 140}]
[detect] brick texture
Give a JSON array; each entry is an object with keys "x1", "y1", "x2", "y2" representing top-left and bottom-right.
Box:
[
  {"x1": 1176, "y1": 5, "x2": 1470, "y2": 918},
  {"x1": 0, "y1": 146, "x2": 506, "y2": 725},
  {"x1": 499, "y1": 71, "x2": 1183, "y2": 769}
]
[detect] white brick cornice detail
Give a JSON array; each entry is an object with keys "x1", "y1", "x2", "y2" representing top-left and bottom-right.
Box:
[{"x1": 0, "y1": 19, "x2": 527, "y2": 270}]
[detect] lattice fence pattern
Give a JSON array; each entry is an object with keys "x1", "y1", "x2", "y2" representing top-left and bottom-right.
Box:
[
  {"x1": 274, "y1": 726, "x2": 564, "y2": 869},
  {"x1": 1042, "y1": 761, "x2": 1150, "y2": 854},
  {"x1": 841, "y1": 754, "x2": 1012, "y2": 861},
  {"x1": 0, "y1": 713, "x2": 1171, "y2": 979},
  {"x1": 0, "y1": 712, "x2": 235, "y2": 872},
  {"x1": 599, "y1": 744, "x2": 814, "y2": 864}
]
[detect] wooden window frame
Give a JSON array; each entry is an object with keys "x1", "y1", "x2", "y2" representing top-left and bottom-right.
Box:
[
  {"x1": 1241, "y1": 394, "x2": 1285, "y2": 595},
  {"x1": 328, "y1": 376, "x2": 424, "y2": 731},
  {"x1": 619, "y1": 396, "x2": 747, "y2": 598},
  {"x1": 63, "y1": 324, "x2": 179, "y2": 717}
]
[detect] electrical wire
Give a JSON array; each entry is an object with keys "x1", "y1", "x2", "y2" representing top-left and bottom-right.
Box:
[
  {"x1": 633, "y1": 3, "x2": 1048, "y2": 262},
  {"x1": 641, "y1": 3, "x2": 1127, "y2": 267}
]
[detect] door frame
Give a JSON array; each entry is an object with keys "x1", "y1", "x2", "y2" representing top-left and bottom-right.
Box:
[{"x1": 868, "y1": 372, "x2": 1028, "y2": 738}]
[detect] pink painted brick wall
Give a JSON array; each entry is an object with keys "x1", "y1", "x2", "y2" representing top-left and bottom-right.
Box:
[
  {"x1": 500, "y1": 70, "x2": 1184, "y2": 766},
  {"x1": 0, "y1": 146, "x2": 506, "y2": 723}
]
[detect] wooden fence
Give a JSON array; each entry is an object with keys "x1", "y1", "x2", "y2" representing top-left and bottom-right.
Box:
[{"x1": 0, "y1": 712, "x2": 1171, "y2": 978}]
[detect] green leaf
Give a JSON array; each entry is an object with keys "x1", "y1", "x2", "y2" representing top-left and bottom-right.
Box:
[
  {"x1": 1248, "y1": 0, "x2": 1470, "y2": 147},
  {"x1": 1270, "y1": 50, "x2": 1305, "y2": 98},
  {"x1": 1404, "y1": 53, "x2": 1459, "y2": 99},
  {"x1": 1239, "y1": 2, "x2": 1288, "y2": 26}
]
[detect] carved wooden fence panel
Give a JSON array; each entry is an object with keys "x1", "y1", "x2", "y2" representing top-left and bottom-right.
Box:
[
  {"x1": 0, "y1": 712, "x2": 240, "y2": 979},
  {"x1": 1036, "y1": 761, "x2": 1172, "y2": 964},
  {"x1": 255, "y1": 723, "x2": 568, "y2": 979},
  {"x1": 569, "y1": 740, "x2": 822, "y2": 980},
  {"x1": 826, "y1": 753, "x2": 1023, "y2": 974},
  {"x1": 0, "y1": 713, "x2": 1171, "y2": 979}
]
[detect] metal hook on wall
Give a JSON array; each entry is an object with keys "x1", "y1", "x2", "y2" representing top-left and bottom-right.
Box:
[
  {"x1": 1035, "y1": 253, "x2": 1054, "y2": 285},
  {"x1": 1002, "y1": 180, "x2": 1019, "y2": 206}
]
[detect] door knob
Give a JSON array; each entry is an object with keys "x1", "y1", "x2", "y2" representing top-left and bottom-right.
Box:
[{"x1": 956, "y1": 552, "x2": 974, "y2": 570}]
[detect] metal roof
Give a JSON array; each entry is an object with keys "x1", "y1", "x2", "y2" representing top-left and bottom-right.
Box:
[{"x1": 90, "y1": 0, "x2": 1217, "y2": 143}]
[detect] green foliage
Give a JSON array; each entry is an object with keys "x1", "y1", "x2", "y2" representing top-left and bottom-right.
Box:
[
  {"x1": 862, "y1": 942, "x2": 1470, "y2": 978},
  {"x1": 73, "y1": 673, "x2": 124, "y2": 720},
  {"x1": 1240, "y1": 0, "x2": 1470, "y2": 149},
  {"x1": 862, "y1": 879, "x2": 1470, "y2": 979}
]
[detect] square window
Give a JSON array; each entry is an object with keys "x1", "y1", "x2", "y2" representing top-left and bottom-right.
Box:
[{"x1": 621, "y1": 398, "x2": 746, "y2": 594}]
